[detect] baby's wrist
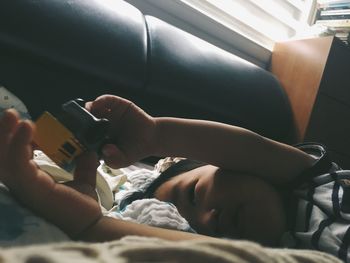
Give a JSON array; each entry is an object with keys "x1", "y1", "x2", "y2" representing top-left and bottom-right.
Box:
[
  {"x1": 147, "y1": 117, "x2": 161, "y2": 156},
  {"x1": 71, "y1": 215, "x2": 104, "y2": 241},
  {"x1": 152, "y1": 117, "x2": 166, "y2": 157}
]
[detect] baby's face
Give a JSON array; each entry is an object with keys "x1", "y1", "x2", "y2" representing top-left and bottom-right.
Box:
[{"x1": 154, "y1": 165, "x2": 286, "y2": 246}]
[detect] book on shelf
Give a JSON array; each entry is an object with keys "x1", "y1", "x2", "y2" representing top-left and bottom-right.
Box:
[
  {"x1": 320, "y1": 9, "x2": 350, "y2": 15},
  {"x1": 314, "y1": 1, "x2": 350, "y2": 44},
  {"x1": 316, "y1": 18, "x2": 350, "y2": 27},
  {"x1": 318, "y1": 0, "x2": 350, "y2": 6},
  {"x1": 318, "y1": 15, "x2": 350, "y2": 20},
  {"x1": 318, "y1": 7, "x2": 350, "y2": 20},
  {"x1": 319, "y1": 4, "x2": 350, "y2": 10}
]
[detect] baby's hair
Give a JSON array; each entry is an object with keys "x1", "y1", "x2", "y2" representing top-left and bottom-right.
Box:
[{"x1": 119, "y1": 159, "x2": 206, "y2": 210}]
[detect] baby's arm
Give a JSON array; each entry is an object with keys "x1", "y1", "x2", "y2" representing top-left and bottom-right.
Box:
[
  {"x1": 87, "y1": 95, "x2": 314, "y2": 184},
  {"x1": 153, "y1": 117, "x2": 315, "y2": 184},
  {"x1": 0, "y1": 109, "x2": 102, "y2": 237}
]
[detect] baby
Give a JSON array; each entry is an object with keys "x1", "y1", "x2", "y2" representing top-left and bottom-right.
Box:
[
  {"x1": 0, "y1": 95, "x2": 320, "y2": 247},
  {"x1": 119, "y1": 158, "x2": 287, "y2": 245}
]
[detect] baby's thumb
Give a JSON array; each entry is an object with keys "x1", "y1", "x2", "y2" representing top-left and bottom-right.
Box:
[
  {"x1": 74, "y1": 151, "x2": 99, "y2": 187},
  {"x1": 102, "y1": 144, "x2": 130, "y2": 169}
]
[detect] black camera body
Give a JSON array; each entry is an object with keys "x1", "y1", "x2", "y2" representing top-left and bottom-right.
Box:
[{"x1": 33, "y1": 99, "x2": 110, "y2": 171}]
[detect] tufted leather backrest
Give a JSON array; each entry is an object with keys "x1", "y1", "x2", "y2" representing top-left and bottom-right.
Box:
[{"x1": 0, "y1": 0, "x2": 294, "y2": 142}]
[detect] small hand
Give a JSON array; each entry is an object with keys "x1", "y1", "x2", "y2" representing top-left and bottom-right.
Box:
[
  {"x1": 86, "y1": 95, "x2": 158, "y2": 168},
  {"x1": 0, "y1": 109, "x2": 102, "y2": 238}
]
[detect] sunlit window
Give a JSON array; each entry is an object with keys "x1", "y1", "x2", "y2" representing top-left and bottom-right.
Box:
[{"x1": 180, "y1": 0, "x2": 315, "y2": 50}]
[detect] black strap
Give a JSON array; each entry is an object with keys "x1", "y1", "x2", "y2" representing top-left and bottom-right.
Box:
[
  {"x1": 283, "y1": 143, "x2": 333, "y2": 231},
  {"x1": 291, "y1": 142, "x2": 333, "y2": 189},
  {"x1": 144, "y1": 159, "x2": 207, "y2": 198}
]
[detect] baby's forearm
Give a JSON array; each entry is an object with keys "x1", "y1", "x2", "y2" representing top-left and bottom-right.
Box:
[
  {"x1": 77, "y1": 216, "x2": 212, "y2": 242},
  {"x1": 154, "y1": 117, "x2": 314, "y2": 184},
  {"x1": 17, "y1": 180, "x2": 102, "y2": 238}
]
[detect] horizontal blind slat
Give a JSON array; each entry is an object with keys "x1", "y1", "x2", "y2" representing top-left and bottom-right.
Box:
[
  {"x1": 286, "y1": 0, "x2": 306, "y2": 10},
  {"x1": 245, "y1": 0, "x2": 302, "y2": 30},
  {"x1": 183, "y1": 0, "x2": 312, "y2": 48},
  {"x1": 200, "y1": 0, "x2": 279, "y2": 46},
  {"x1": 206, "y1": 0, "x2": 296, "y2": 40}
]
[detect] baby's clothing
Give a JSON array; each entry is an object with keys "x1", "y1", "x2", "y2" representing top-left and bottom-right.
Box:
[
  {"x1": 99, "y1": 160, "x2": 197, "y2": 233},
  {"x1": 283, "y1": 143, "x2": 350, "y2": 262}
]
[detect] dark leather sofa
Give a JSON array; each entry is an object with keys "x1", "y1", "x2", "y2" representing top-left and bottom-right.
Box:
[{"x1": 0, "y1": 0, "x2": 294, "y2": 143}]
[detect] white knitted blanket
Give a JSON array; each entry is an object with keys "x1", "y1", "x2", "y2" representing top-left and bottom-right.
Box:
[
  {"x1": 101, "y1": 162, "x2": 194, "y2": 232},
  {"x1": 0, "y1": 236, "x2": 342, "y2": 263}
]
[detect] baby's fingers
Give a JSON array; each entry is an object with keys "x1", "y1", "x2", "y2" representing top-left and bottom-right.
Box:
[
  {"x1": 86, "y1": 95, "x2": 130, "y2": 120},
  {"x1": 8, "y1": 120, "x2": 35, "y2": 175},
  {"x1": 0, "y1": 119, "x2": 35, "y2": 189},
  {"x1": 0, "y1": 109, "x2": 19, "y2": 131},
  {"x1": 0, "y1": 110, "x2": 20, "y2": 150},
  {"x1": 74, "y1": 151, "x2": 99, "y2": 188},
  {"x1": 102, "y1": 144, "x2": 130, "y2": 169}
]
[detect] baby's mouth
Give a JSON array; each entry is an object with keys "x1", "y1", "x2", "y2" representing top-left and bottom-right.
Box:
[
  {"x1": 233, "y1": 205, "x2": 244, "y2": 238},
  {"x1": 210, "y1": 208, "x2": 221, "y2": 236},
  {"x1": 216, "y1": 205, "x2": 244, "y2": 239}
]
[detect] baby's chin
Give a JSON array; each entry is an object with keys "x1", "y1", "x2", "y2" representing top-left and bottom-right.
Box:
[
  {"x1": 223, "y1": 214, "x2": 286, "y2": 247},
  {"x1": 241, "y1": 187, "x2": 287, "y2": 246},
  {"x1": 258, "y1": 215, "x2": 287, "y2": 247},
  {"x1": 258, "y1": 207, "x2": 287, "y2": 246}
]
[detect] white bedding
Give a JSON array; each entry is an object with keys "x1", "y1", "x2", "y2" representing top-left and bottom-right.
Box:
[
  {"x1": 0, "y1": 236, "x2": 342, "y2": 263},
  {"x1": 102, "y1": 162, "x2": 194, "y2": 232}
]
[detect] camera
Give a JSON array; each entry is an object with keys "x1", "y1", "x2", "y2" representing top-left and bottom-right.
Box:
[{"x1": 33, "y1": 99, "x2": 110, "y2": 171}]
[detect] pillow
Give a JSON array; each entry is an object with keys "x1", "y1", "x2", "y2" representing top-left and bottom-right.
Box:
[{"x1": 0, "y1": 86, "x2": 31, "y2": 119}]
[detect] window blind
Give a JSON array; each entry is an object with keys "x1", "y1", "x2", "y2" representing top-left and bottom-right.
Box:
[
  {"x1": 180, "y1": 0, "x2": 315, "y2": 49},
  {"x1": 125, "y1": 0, "x2": 316, "y2": 67}
]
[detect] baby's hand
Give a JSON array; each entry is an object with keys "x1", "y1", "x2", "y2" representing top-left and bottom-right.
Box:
[
  {"x1": 86, "y1": 95, "x2": 158, "y2": 168},
  {"x1": 0, "y1": 109, "x2": 37, "y2": 191},
  {"x1": 0, "y1": 110, "x2": 102, "y2": 238}
]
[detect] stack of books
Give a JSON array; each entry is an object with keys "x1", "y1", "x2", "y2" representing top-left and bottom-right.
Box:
[{"x1": 315, "y1": 0, "x2": 350, "y2": 44}]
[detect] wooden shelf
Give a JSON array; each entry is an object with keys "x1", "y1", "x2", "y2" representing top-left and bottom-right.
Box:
[{"x1": 270, "y1": 36, "x2": 350, "y2": 168}]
